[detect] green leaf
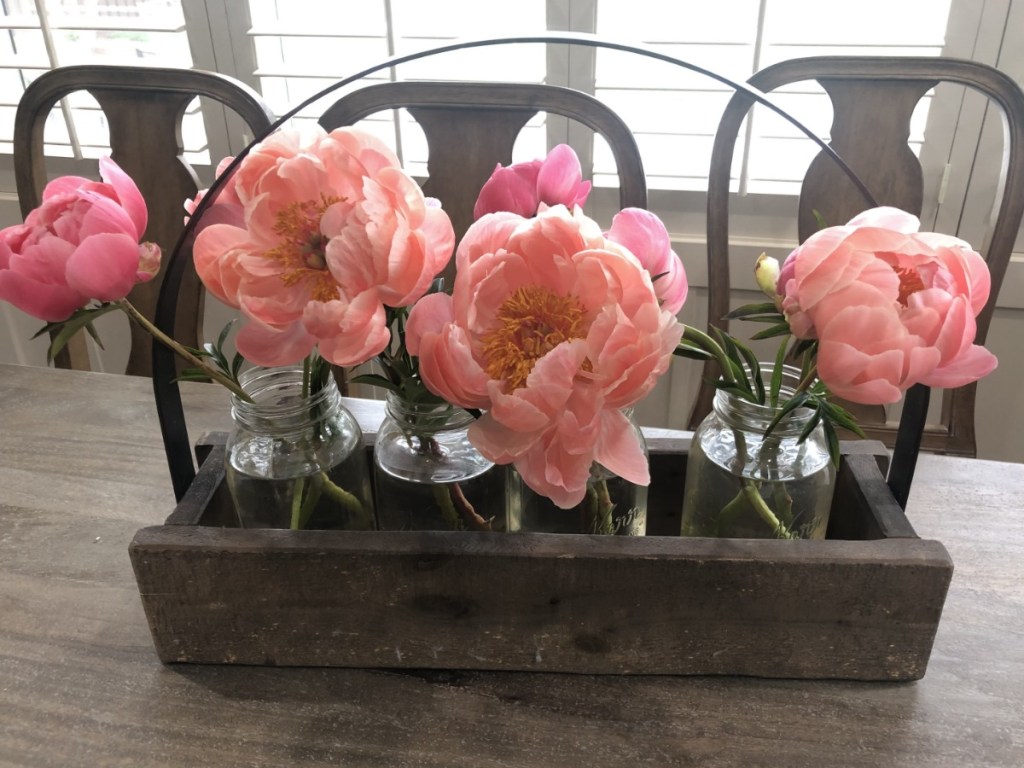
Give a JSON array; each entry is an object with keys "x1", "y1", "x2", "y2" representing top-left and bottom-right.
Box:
[
  {"x1": 823, "y1": 419, "x2": 842, "y2": 467},
  {"x1": 673, "y1": 344, "x2": 714, "y2": 361},
  {"x1": 45, "y1": 304, "x2": 120, "y2": 363},
  {"x1": 821, "y1": 401, "x2": 866, "y2": 437},
  {"x1": 764, "y1": 391, "x2": 810, "y2": 438},
  {"x1": 172, "y1": 370, "x2": 214, "y2": 384},
  {"x1": 770, "y1": 338, "x2": 787, "y2": 409},
  {"x1": 723, "y1": 302, "x2": 781, "y2": 320},
  {"x1": 82, "y1": 320, "x2": 105, "y2": 349},
  {"x1": 734, "y1": 341, "x2": 764, "y2": 403},
  {"x1": 733, "y1": 315, "x2": 788, "y2": 324},
  {"x1": 798, "y1": 404, "x2": 823, "y2": 443},
  {"x1": 750, "y1": 322, "x2": 793, "y2": 340},
  {"x1": 811, "y1": 208, "x2": 829, "y2": 231},
  {"x1": 350, "y1": 373, "x2": 400, "y2": 393}
]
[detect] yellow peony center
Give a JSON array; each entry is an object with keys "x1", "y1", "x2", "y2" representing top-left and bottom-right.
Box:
[
  {"x1": 266, "y1": 195, "x2": 342, "y2": 303},
  {"x1": 893, "y1": 265, "x2": 926, "y2": 306},
  {"x1": 481, "y1": 285, "x2": 589, "y2": 392}
]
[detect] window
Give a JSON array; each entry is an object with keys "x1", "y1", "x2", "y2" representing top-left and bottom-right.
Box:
[
  {"x1": 244, "y1": 0, "x2": 549, "y2": 176},
  {"x1": 590, "y1": 0, "x2": 952, "y2": 193},
  {"x1": 0, "y1": 0, "x2": 202, "y2": 159}
]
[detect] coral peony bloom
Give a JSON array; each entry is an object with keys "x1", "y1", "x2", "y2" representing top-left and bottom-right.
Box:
[
  {"x1": 778, "y1": 206, "x2": 997, "y2": 403},
  {"x1": 472, "y1": 144, "x2": 592, "y2": 219},
  {"x1": 184, "y1": 156, "x2": 245, "y2": 233},
  {"x1": 192, "y1": 126, "x2": 455, "y2": 367},
  {"x1": 606, "y1": 208, "x2": 688, "y2": 314},
  {"x1": 0, "y1": 157, "x2": 160, "y2": 321},
  {"x1": 407, "y1": 205, "x2": 683, "y2": 508}
]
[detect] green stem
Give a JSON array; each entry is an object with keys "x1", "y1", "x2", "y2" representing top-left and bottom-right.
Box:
[
  {"x1": 290, "y1": 475, "x2": 308, "y2": 530},
  {"x1": 592, "y1": 477, "x2": 615, "y2": 535},
  {"x1": 742, "y1": 481, "x2": 795, "y2": 539},
  {"x1": 795, "y1": 363, "x2": 819, "y2": 395},
  {"x1": 320, "y1": 473, "x2": 371, "y2": 527},
  {"x1": 116, "y1": 299, "x2": 251, "y2": 401},
  {"x1": 433, "y1": 484, "x2": 464, "y2": 530}
]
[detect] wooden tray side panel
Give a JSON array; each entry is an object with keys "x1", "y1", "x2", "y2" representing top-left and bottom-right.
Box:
[
  {"x1": 130, "y1": 436, "x2": 952, "y2": 680},
  {"x1": 130, "y1": 527, "x2": 952, "y2": 681}
]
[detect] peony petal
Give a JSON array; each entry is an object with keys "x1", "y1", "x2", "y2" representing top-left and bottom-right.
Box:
[
  {"x1": 405, "y1": 292, "x2": 455, "y2": 355},
  {"x1": 0, "y1": 268, "x2": 85, "y2": 322},
  {"x1": 235, "y1": 317, "x2": 315, "y2": 367},
  {"x1": 98, "y1": 156, "x2": 148, "y2": 238},
  {"x1": 920, "y1": 344, "x2": 998, "y2": 388},
  {"x1": 594, "y1": 408, "x2": 650, "y2": 485},
  {"x1": 64, "y1": 232, "x2": 143, "y2": 301},
  {"x1": 536, "y1": 144, "x2": 591, "y2": 209},
  {"x1": 303, "y1": 291, "x2": 390, "y2": 367}
]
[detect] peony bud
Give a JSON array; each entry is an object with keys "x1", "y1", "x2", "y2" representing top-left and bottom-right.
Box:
[
  {"x1": 136, "y1": 242, "x2": 162, "y2": 283},
  {"x1": 755, "y1": 253, "x2": 781, "y2": 299}
]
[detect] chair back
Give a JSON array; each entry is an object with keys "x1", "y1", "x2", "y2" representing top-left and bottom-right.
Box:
[
  {"x1": 14, "y1": 65, "x2": 275, "y2": 374},
  {"x1": 693, "y1": 56, "x2": 1024, "y2": 457},
  {"x1": 318, "y1": 80, "x2": 647, "y2": 285}
]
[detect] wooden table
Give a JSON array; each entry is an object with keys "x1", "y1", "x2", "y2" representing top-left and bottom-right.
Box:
[{"x1": 1, "y1": 363, "x2": 1022, "y2": 767}]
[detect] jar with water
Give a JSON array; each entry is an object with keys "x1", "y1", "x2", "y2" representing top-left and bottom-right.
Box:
[
  {"x1": 506, "y1": 411, "x2": 648, "y2": 535},
  {"x1": 225, "y1": 365, "x2": 375, "y2": 530},
  {"x1": 681, "y1": 365, "x2": 836, "y2": 539},
  {"x1": 373, "y1": 392, "x2": 505, "y2": 531}
]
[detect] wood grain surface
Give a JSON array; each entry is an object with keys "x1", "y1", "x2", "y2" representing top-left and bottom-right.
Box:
[{"x1": 1, "y1": 363, "x2": 1022, "y2": 767}]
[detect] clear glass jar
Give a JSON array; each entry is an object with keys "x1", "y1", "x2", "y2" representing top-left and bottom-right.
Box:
[
  {"x1": 373, "y1": 392, "x2": 505, "y2": 531},
  {"x1": 506, "y1": 412, "x2": 648, "y2": 535},
  {"x1": 681, "y1": 364, "x2": 836, "y2": 540},
  {"x1": 225, "y1": 366, "x2": 375, "y2": 530}
]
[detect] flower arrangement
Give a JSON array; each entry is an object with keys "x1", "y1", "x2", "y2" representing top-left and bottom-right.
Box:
[
  {"x1": 676, "y1": 206, "x2": 997, "y2": 538},
  {"x1": 0, "y1": 128, "x2": 997, "y2": 539}
]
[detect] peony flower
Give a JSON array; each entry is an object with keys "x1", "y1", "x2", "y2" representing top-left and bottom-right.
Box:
[
  {"x1": 472, "y1": 144, "x2": 592, "y2": 219},
  {"x1": 192, "y1": 126, "x2": 455, "y2": 367},
  {"x1": 777, "y1": 206, "x2": 997, "y2": 404},
  {"x1": 184, "y1": 156, "x2": 245, "y2": 233},
  {"x1": 406, "y1": 205, "x2": 684, "y2": 508},
  {"x1": 605, "y1": 208, "x2": 688, "y2": 314},
  {"x1": 0, "y1": 156, "x2": 160, "y2": 322}
]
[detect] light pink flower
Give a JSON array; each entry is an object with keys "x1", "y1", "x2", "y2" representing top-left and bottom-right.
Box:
[
  {"x1": 407, "y1": 205, "x2": 683, "y2": 508},
  {"x1": 473, "y1": 144, "x2": 592, "y2": 219},
  {"x1": 778, "y1": 206, "x2": 997, "y2": 403},
  {"x1": 0, "y1": 157, "x2": 160, "y2": 321},
  {"x1": 184, "y1": 156, "x2": 245, "y2": 233},
  {"x1": 192, "y1": 126, "x2": 455, "y2": 367},
  {"x1": 606, "y1": 208, "x2": 688, "y2": 314}
]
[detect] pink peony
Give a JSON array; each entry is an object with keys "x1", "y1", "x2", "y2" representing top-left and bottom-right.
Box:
[
  {"x1": 606, "y1": 208, "x2": 688, "y2": 314},
  {"x1": 473, "y1": 144, "x2": 592, "y2": 219},
  {"x1": 777, "y1": 206, "x2": 997, "y2": 404},
  {"x1": 406, "y1": 205, "x2": 684, "y2": 508},
  {"x1": 192, "y1": 126, "x2": 455, "y2": 367},
  {"x1": 0, "y1": 157, "x2": 160, "y2": 322},
  {"x1": 184, "y1": 156, "x2": 245, "y2": 233}
]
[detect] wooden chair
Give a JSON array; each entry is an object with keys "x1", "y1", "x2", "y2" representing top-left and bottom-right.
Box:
[
  {"x1": 14, "y1": 65, "x2": 275, "y2": 375},
  {"x1": 691, "y1": 56, "x2": 1024, "y2": 457},
  {"x1": 317, "y1": 81, "x2": 647, "y2": 285}
]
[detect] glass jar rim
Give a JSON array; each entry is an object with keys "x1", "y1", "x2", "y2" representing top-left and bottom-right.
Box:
[
  {"x1": 712, "y1": 363, "x2": 816, "y2": 436},
  {"x1": 384, "y1": 390, "x2": 475, "y2": 431},
  {"x1": 231, "y1": 365, "x2": 341, "y2": 434}
]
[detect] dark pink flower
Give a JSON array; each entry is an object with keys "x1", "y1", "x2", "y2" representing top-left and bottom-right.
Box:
[{"x1": 473, "y1": 144, "x2": 592, "y2": 219}]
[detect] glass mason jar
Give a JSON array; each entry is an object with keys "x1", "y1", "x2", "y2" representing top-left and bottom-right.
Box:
[
  {"x1": 506, "y1": 412, "x2": 648, "y2": 535},
  {"x1": 373, "y1": 392, "x2": 505, "y2": 531},
  {"x1": 225, "y1": 366, "x2": 375, "y2": 530},
  {"x1": 681, "y1": 364, "x2": 836, "y2": 540}
]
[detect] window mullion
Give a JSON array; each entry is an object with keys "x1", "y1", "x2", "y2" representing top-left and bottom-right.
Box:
[{"x1": 34, "y1": 0, "x2": 83, "y2": 160}]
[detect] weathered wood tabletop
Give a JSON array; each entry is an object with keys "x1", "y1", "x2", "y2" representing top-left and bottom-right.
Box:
[{"x1": 1, "y1": 363, "x2": 1021, "y2": 767}]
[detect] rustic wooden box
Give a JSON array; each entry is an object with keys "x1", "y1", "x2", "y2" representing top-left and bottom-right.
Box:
[{"x1": 129, "y1": 433, "x2": 952, "y2": 681}]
